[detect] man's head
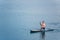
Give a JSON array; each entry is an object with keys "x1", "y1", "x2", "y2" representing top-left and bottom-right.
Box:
[{"x1": 42, "y1": 20, "x2": 45, "y2": 23}]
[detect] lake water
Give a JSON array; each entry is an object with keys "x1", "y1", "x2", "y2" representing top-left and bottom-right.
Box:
[{"x1": 0, "y1": 0, "x2": 60, "y2": 40}]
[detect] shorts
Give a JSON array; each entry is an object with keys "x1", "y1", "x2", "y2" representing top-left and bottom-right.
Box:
[{"x1": 41, "y1": 28, "x2": 45, "y2": 29}]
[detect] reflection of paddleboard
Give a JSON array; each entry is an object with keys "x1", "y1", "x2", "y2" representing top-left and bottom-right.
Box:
[{"x1": 30, "y1": 29, "x2": 54, "y2": 33}]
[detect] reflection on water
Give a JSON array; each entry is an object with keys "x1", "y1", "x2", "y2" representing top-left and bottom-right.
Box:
[{"x1": 40, "y1": 31, "x2": 45, "y2": 40}]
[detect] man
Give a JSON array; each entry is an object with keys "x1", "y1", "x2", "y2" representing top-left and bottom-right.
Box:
[{"x1": 40, "y1": 20, "x2": 46, "y2": 30}]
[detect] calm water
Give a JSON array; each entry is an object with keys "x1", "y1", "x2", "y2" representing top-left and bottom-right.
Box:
[{"x1": 0, "y1": 0, "x2": 60, "y2": 40}]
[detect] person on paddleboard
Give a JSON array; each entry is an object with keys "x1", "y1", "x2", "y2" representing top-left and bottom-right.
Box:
[{"x1": 40, "y1": 20, "x2": 46, "y2": 30}]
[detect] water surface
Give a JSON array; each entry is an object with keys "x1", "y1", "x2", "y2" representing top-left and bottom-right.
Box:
[{"x1": 0, "y1": 0, "x2": 60, "y2": 40}]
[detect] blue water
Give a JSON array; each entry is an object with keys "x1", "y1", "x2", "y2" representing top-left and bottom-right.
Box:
[{"x1": 0, "y1": 0, "x2": 60, "y2": 40}]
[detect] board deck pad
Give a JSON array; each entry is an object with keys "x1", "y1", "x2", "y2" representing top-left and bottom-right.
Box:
[{"x1": 30, "y1": 28, "x2": 54, "y2": 33}]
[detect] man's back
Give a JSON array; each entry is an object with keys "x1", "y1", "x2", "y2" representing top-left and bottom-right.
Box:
[{"x1": 40, "y1": 21, "x2": 46, "y2": 29}]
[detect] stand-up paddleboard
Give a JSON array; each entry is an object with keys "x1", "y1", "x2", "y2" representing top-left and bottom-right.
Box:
[{"x1": 30, "y1": 28, "x2": 54, "y2": 33}]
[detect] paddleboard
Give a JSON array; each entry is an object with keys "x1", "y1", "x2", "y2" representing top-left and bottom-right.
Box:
[{"x1": 30, "y1": 29, "x2": 54, "y2": 33}]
